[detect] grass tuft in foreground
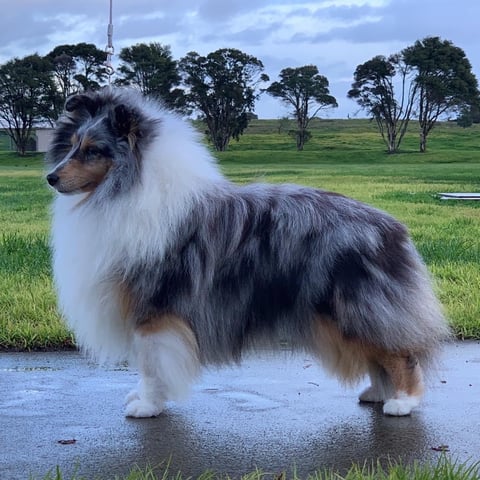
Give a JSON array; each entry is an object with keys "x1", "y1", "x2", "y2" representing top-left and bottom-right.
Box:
[{"x1": 38, "y1": 457, "x2": 480, "y2": 480}]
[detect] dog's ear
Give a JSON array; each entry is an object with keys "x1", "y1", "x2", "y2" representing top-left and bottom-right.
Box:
[
  {"x1": 112, "y1": 104, "x2": 140, "y2": 149},
  {"x1": 65, "y1": 94, "x2": 97, "y2": 117}
]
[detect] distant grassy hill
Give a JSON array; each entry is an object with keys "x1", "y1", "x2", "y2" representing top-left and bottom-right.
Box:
[{"x1": 225, "y1": 118, "x2": 480, "y2": 160}]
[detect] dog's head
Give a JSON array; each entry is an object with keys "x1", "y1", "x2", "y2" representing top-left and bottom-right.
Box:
[{"x1": 45, "y1": 89, "x2": 155, "y2": 197}]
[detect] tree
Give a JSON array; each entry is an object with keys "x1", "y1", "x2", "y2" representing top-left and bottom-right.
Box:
[
  {"x1": 266, "y1": 65, "x2": 337, "y2": 150},
  {"x1": 403, "y1": 36, "x2": 480, "y2": 152},
  {"x1": 47, "y1": 43, "x2": 109, "y2": 100},
  {"x1": 457, "y1": 102, "x2": 480, "y2": 127},
  {"x1": 179, "y1": 48, "x2": 268, "y2": 151},
  {"x1": 0, "y1": 54, "x2": 60, "y2": 155},
  {"x1": 115, "y1": 43, "x2": 186, "y2": 112},
  {"x1": 456, "y1": 107, "x2": 473, "y2": 128},
  {"x1": 348, "y1": 55, "x2": 417, "y2": 153},
  {"x1": 48, "y1": 52, "x2": 76, "y2": 100}
]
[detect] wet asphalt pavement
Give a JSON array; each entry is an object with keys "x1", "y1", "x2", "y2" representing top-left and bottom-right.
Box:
[{"x1": 0, "y1": 342, "x2": 479, "y2": 480}]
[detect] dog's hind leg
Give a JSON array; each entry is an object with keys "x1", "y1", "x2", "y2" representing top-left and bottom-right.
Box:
[
  {"x1": 358, "y1": 362, "x2": 394, "y2": 404},
  {"x1": 125, "y1": 315, "x2": 200, "y2": 418},
  {"x1": 362, "y1": 351, "x2": 424, "y2": 416},
  {"x1": 382, "y1": 353, "x2": 424, "y2": 416}
]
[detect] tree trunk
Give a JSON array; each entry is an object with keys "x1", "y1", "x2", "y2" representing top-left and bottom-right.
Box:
[
  {"x1": 387, "y1": 130, "x2": 397, "y2": 153},
  {"x1": 419, "y1": 130, "x2": 427, "y2": 153},
  {"x1": 208, "y1": 122, "x2": 230, "y2": 151},
  {"x1": 12, "y1": 131, "x2": 27, "y2": 156},
  {"x1": 296, "y1": 130, "x2": 305, "y2": 151}
]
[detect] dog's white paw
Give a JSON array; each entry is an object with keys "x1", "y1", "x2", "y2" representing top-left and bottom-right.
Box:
[
  {"x1": 383, "y1": 395, "x2": 420, "y2": 416},
  {"x1": 359, "y1": 385, "x2": 384, "y2": 403},
  {"x1": 124, "y1": 399, "x2": 164, "y2": 418}
]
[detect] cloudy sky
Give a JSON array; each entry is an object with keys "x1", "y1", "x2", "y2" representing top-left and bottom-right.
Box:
[{"x1": 1, "y1": 0, "x2": 479, "y2": 118}]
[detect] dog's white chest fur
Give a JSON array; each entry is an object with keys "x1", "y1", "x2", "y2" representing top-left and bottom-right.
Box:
[{"x1": 52, "y1": 196, "x2": 132, "y2": 362}]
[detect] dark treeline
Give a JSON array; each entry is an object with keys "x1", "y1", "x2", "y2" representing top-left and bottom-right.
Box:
[{"x1": 0, "y1": 36, "x2": 478, "y2": 155}]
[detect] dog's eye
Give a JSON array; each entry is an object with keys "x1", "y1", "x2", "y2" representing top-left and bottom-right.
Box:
[{"x1": 85, "y1": 147, "x2": 101, "y2": 159}]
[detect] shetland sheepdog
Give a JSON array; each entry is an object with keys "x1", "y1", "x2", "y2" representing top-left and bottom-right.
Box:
[{"x1": 46, "y1": 88, "x2": 449, "y2": 418}]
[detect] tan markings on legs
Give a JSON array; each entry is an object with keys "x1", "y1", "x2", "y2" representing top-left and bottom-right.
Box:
[
  {"x1": 374, "y1": 351, "x2": 424, "y2": 398},
  {"x1": 313, "y1": 317, "x2": 424, "y2": 404},
  {"x1": 136, "y1": 314, "x2": 200, "y2": 360},
  {"x1": 313, "y1": 316, "x2": 371, "y2": 383}
]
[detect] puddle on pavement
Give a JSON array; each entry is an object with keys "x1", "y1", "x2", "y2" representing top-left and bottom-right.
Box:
[{"x1": 204, "y1": 388, "x2": 284, "y2": 411}]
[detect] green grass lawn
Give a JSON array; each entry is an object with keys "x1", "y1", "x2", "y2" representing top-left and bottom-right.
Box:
[
  {"x1": 1, "y1": 120, "x2": 480, "y2": 350},
  {"x1": 0, "y1": 154, "x2": 72, "y2": 349}
]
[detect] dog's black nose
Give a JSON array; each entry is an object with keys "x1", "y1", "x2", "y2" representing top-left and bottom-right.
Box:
[{"x1": 46, "y1": 173, "x2": 59, "y2": 186}]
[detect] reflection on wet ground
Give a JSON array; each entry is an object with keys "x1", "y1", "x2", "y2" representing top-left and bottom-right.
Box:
[{"x1": 0, "y1": 342, "x2": 479, "y2": 479}]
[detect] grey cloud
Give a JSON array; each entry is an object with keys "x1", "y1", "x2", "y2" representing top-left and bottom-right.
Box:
[
  {"x1": 115, "y1": 16, "x2": 183, "y2": 43},
  {"x1": 201, "y1": 21, "x2": 284, "y2": 47},
  {"x1": 197, "y1": 0, "x2": 268, "y2": 23},
  {"x1": 1, "y1": 0, "x2": 479, "y2": 118},
  {"x1": 306, "y1": 0, "x2": 480, "y2": 47},
  {"x1": 312, "y1": 4, "x2": 379, "y2": 22}
]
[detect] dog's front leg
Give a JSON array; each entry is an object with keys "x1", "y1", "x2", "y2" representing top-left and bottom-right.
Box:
[{"x1": 124, "y1": 315, "x2": 200, "y2": 418}]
